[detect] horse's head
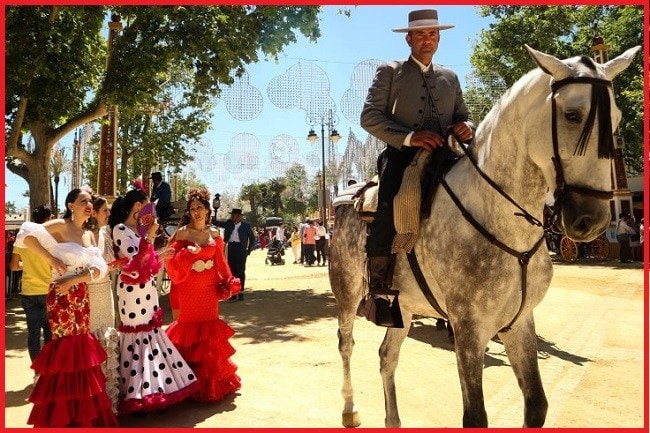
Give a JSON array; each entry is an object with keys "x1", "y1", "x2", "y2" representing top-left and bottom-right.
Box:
[{"x1": 525, "y1": 45, "x2": 640, "y2": 242}]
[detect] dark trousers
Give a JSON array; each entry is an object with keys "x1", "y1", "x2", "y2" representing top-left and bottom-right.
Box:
[
  {"x1": 227, "y1": 242, "x2": 248, "y2": 291},
  {"x1": 21, "y1": 294, "x2": 51, "y2": 362},
  {"x1": 300, "y1": 241, "x2": 306, "y2": 263},
  {"x1": 315, "y1": 238, "x2": 327, "y2": 264},
  {"x1": 617, "y1": 234, "x2": 631, "y2": 262},
  {"x1": 303, "y1": 244, "x2": 316, "y2": 265},
  {"x1": 366, "y1": 146, "x2": 418, "y2": 257}
]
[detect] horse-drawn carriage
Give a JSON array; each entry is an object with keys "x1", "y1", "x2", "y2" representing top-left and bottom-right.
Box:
[{"x1": 544, "y1": 206, "x2": 610, "y2": 262}]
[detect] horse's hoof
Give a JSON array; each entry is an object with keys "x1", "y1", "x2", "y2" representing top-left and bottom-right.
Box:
[{"x1": 342, "y1": 411, "x2": 361, "y2": 428}]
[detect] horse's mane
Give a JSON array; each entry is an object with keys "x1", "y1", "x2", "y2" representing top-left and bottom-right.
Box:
[{"x1": 477, "y1": 59, "x2": 614, "y2": 159}]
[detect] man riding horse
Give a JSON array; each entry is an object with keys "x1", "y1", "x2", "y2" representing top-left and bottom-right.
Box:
[{"x1": 361, "y1": 9, "x2": 474, "y2": 327}]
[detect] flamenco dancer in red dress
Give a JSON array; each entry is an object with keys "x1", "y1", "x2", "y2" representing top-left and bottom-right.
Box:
[
  {"x1": 16, "y1": 188, "x2": 118, "y2": 427},
  {"x1": 165, "y1": 188, "x2": 242, "y2": 402}
]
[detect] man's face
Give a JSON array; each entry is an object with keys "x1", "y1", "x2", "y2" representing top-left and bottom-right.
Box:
[{"x1": 406, "y1": 28, "x2": 440, "y2": 63}]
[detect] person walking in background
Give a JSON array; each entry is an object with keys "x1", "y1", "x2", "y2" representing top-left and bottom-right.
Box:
[
  {"x1": 16, "y1": 188, "x2": 118, "y2": 427},
  {"x1": 639, "y1": 218, "x2": 645, "y2": 261},
  {"x1": 109, "y1": 182, "x2": 198, "y2": 414},
  {"x1": 616, "y1": 213, "x2": 634, "y2": 263},
  {"x1": 360, "y1": 8, "x2": 474, "y2": 327},
  {"x1": 302, "y1": 219, "x2": 317, "y2": 266},
  {"x1": 9, "y1": 205, "x2": 53, "y2": 381},
  {"x1": 84, "y1": 193, "x2": 121, "y2": 413},
  {"x1": 314, "y1": 220, "x2": 328, "y2": 266},
  {"x1": 298, "y1": 218, "x2": 309, "y2": 264},
  {"x1": 165, "y1": 188, "x2": 242, "y2": 402},
  {"x1": 289, "y1": 226, "x2": 301, "y2": 264},
  {"x1": 214, "y1": 208, "x2": 256, "y2": 301},
  {"x1": 149, "y1": 171, "x2": 173, "y2": 221},
  {"x1": 628, "y1": 215, "x2": 642, "y2": 262}
]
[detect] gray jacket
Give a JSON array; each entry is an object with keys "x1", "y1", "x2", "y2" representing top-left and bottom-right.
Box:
[{"x1": 360, "y1": 57, "x2": 473, "y2": 149}]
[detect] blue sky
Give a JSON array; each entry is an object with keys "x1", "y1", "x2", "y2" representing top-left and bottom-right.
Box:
[{"x1": 5, "y1": 5, "x2": 492, "y2": 211}]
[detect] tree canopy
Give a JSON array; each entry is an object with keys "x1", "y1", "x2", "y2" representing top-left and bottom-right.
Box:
[
  {"x1": 470, "y1": 5, "x2": 644, "y2": 173},
  {"x1": 5, "y1": 6, "x2": 321, "y2": 209}
]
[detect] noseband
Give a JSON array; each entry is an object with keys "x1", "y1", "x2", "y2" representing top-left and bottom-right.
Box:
[{"x1": 550, "y1": 76, "x2": 615, "y2": 215}]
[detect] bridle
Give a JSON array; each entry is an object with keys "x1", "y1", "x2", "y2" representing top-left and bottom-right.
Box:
[
  {"x1": 410, "y1": 74, "x2": 616, "y2": 332},
  {"x1": 549, "y1": 76, "x2": 615, "y2": 221}
]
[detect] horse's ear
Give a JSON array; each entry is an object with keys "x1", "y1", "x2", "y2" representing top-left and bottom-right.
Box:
[
  {"x1": 524, "y1": 44, "x2": 572, "y2": 80},
  {"x1": 602, "y1": 46, "x2": 641, "y2": 80}
]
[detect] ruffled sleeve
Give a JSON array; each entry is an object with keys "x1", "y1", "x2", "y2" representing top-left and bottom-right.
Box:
[
  {"x1": 166, "y1": 240, "x2": 194, "y2": 284},
  {"x1": 15, "y1": 222, "x2": 57, "y2": 251},
  {"x1": 113, "y1": 224, "x2": 161, "y2": 285},
  {"x1": 212, "y1": 236, "x2": 241, "y2": 300}
]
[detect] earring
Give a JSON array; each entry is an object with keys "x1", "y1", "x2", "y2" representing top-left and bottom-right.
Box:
[{"x1": 71, "y1": 210, "x2": 74, "y2": 221}]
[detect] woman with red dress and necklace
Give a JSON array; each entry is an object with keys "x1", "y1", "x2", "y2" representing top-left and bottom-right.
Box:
[
  {"x1": 165, "y1": 188, "x2": 242, "y2": 402},
  {"x1": 16, "y1": 188, "x2": 118, "y2": 427}
]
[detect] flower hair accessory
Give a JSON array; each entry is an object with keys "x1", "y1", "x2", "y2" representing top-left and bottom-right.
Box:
[
  {"x1": 131, "y1": 178, "x2": 147, "y2": 194},
  {"x1": 186, "y1": 187, "x2": 211, "y2": 203},
  {"x1": 80, "y1": 184, "x2": 94, "y2": 195}
]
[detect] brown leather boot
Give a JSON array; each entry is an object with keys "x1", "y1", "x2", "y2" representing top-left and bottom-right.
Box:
[{"x1": 362, "y1": 255, "x2": 404, "y2": 328}]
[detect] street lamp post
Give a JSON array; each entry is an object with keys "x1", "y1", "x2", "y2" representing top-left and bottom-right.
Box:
[{"x1": 307, "y1": 110, "x2": 341, "y2": 224}]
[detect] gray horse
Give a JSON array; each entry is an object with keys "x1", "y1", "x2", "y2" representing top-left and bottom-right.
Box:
[{"x1": 329, "y1": 45, "x2": 640, "y2": 428}]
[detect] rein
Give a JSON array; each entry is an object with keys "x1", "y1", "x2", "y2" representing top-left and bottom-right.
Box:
[{"x1": 410, "y1": 75, "x2": 614, "y2": 332}]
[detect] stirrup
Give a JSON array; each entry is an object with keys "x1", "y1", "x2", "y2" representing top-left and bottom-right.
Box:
[{"x1": 362, "y1": 291, "x2": 404, "y2": 328}]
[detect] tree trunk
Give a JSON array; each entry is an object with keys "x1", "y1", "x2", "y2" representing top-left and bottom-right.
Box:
[{"x1": 28, "y1": 155, "x2": 53, "y2": 212}]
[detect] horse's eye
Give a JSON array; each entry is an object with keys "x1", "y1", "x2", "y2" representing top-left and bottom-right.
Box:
[{"x1": 565, "y1": 110, "x2": 582, "y2": 123}]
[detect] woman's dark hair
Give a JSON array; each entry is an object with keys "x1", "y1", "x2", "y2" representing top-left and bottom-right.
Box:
[
  {"x1": 61, "y1": 188, "x2": 83, "y2": 219},
  {"x1": 108, "y1": 188, "x2": 148, "y2": 230},
  {"x1": 31, "y1": 205, "x2": 52, "y2": 224},
  {"x1": 84, "y1": 195, "x2": 109, "y2": 231}
]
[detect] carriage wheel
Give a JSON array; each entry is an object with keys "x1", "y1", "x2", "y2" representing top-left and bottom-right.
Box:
[
  {"x1": 559, "y1": 236, "x2": 578, "y2": 262},
  {"x1": 590, "y1": 234, "x2": 610, "y2": 261}
]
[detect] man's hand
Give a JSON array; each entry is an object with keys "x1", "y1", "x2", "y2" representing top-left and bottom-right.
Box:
[
  {"x1": 447, "y1": 122, "x2": 473, "y2": 142},
  {"x1": 410, "y1": 130, "x2": 445, "y2": 152}
]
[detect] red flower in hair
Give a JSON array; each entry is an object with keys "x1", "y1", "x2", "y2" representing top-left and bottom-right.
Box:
[{"x1": 132, "y1": 178, "x2": 147, "y2": 194}]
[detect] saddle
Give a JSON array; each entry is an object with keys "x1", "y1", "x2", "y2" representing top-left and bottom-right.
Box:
[
  {"x1": 332, "y1": 145, "x2": 461, "y2": 251},
  {"x1": 332, "y1": 176, "x2": 379, "y2": 222}
]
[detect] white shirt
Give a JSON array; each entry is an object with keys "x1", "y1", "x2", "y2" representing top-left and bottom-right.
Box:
[
  {"x1": 229, "y1": 222, "x2": 242, "y2": 243},
  {"x1": 314, "y1": 225, "x2": 327, "y2": 240}
]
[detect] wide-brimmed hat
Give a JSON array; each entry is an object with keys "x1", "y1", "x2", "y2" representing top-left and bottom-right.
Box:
[
  {"x1": 392, "y1": 9, "x2": 455, "y2": 33},
  {"x1": 231, "y1": 208, "x2": 243, "y2": 215},
  {"x1": 149, "y1": 171, "x2": 163, "y2": 180}
]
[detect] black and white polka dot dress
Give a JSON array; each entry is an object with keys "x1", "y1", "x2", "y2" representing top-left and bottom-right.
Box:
[{"x1": 113, "y1": 223, "x2": 197, "y2": 413}]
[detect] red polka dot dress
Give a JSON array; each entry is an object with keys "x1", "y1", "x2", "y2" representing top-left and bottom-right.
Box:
[
  {"x1": 113, "y1": 223, "x2": 198, "y2": 413},
  {"x1": 165, "y1": 236, "x2": 242, "y2": 402}
]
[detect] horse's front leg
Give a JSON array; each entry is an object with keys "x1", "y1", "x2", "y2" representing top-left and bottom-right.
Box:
[
  {"x1": 453, "y1": 320, "x2": 490, "y2": 427},
  {"x1": 498, "y1": 315, "x2": 548, "y2": 427},
  {"x1": 379, "y1": 310, "x2": 413, "y2": 428}
]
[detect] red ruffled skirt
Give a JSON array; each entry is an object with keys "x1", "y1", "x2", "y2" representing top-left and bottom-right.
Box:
[
  {"x1": 166, "y1": 319, "x2": 241, "y2": 402},
  {"x1": 28, "y1": 333, "x2": 119, "y2": 427}
]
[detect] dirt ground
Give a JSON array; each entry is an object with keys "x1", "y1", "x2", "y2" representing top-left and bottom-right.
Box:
[{"x1": 3, "y1": 249, "x2": 647, "y2": 428}]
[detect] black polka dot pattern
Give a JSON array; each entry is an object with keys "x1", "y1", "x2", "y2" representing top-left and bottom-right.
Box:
[{"x1": 113, "y1": 223, "x2": 197, "y2": 408}]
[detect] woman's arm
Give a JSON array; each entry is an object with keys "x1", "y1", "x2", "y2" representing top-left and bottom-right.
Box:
[{"x1": 22, "y1": 235, "x2": 67, "y2": 275}]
